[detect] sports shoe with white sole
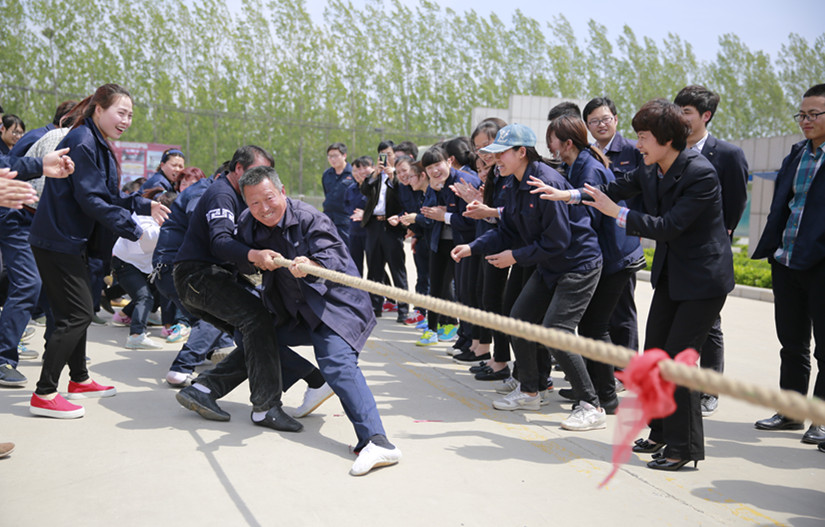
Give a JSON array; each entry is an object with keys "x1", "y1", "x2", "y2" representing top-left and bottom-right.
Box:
[
  {"x1": 292, "y1": 382, "x2": 335, "y2": 418},
  {"x1": 492, "y1": 389, "x2": 540, "y2": 411},
  {"x1": 125, "y1": 333, "x2": 164, "y2": 350},
  {"x1": 350, "y1": 441, "x2": 402, "y2": 476},
  {"x1": 561, "y1": 401, "x2": 606, "y2": 431},
  {"x1": 30, "y1": 393, "x2": 85, "y2": 419},
  {"x1": 495, "y1": 376, "x2": 519, "y2": 395},
  {"x1": 66, "y1": 380, "x2": 117, "y2": 399}
]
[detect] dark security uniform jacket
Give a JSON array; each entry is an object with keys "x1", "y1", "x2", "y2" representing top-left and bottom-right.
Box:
[
  {"x1": 237, "y1": 199, "x2": 376, "y2": 352},
  {"x1": 752, "y1": 140, "x2": 825, "y2": 270},
  {"x1": 596, "y1": 149, "x2": 734, "y2": 301}
]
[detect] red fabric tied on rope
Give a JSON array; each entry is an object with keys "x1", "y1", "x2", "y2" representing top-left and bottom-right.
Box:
[{"x1": 598, "y1": 348, "x2": 700, "y2": 488}]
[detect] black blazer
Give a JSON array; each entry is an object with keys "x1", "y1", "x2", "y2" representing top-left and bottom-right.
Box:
[
  {"x1": 752, "y1": 140, "x2": 825, "y2": 270},
  {"x1": 600, "y1": 149, "x2": 735, "y2": 301},
  {"x1": 359, "y1": 171, "x2": 404, "y2": 231},
  {"x1": 701, "y1": 135, "x2": 749, "y2": 234}
]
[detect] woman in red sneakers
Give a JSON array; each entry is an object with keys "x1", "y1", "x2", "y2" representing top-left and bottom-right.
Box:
[{"x1": 28, "y1": 84, "x2": 170, "y2": 418}]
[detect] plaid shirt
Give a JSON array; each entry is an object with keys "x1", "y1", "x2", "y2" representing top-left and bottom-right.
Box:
[{"x1": 775, "y1": 140, "x2": 825, "y2": 266}]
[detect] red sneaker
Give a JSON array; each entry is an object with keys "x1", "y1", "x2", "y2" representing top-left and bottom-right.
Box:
[
  {"x1": 382, "y1": 301, "x2": 398, "y2": 312},
  {"x1": 404, "y1": 310, "x2": 425, "y2": 325},
  {"x1": 30, "y1": 393, "x2": 85, "y2": 419},
  {"x1": 66, "y1": 379, "x2": 117, "y2": 399}
]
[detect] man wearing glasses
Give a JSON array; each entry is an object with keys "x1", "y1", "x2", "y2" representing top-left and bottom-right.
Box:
[
  {"x1": 752, "y1": 84, "x2": 825, "y2": 452},
  {"x1": 322, "y1": 142, "x2": 355, "y2": 246}
]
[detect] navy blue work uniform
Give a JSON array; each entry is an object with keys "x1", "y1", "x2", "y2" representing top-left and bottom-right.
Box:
[
  {"x1": 238, "y1": 198, "x2": 387, "y2": 450},
  {"x1": 28, "y1": 117, "x2": 152, "y2": 395},
  {"x1": 322, "y1": 163, "x2": 355, "y2": 245}
]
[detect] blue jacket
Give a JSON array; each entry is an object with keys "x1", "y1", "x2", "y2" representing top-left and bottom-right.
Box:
[
  {"x1": 752, "y1": 140, "x2": 825, "y2": 270},
  {"x1": 237, "y1": 198, "x2": 376, "y2": 351},
  {"x1": 0, "y1": 154, "x2": 43, "y2": 180},
  {"x1": 29, "y1": 118, "x2": 151, "y2": 256},
  {"x1": 9, "y1": 124, "x2": 55, "y2": 157},
  {"x1": 322, "y1": 164, "x2": 355, "y2": 227},
  {"x1": 343, "y1": 182, "x2": 367, "y2": 239},
  {"x1": 471, "y1": 161, "x2": 602, "y2": 287},
  {"x1": 604, "y1": 132, "x2": 643, "y2": 179},
  {"x1": 596, "y1": 149, "x2": 734, "y2": 301},
  {"x1": 140, "y1": 171, "x2": 174, "y2": 193},
  {"x1": 567, "y1": 150, "x2": 643, "y2": 275},
  {"x1": 153, "y1": 178, "x2": 213, "y2": 266},
  {"x1": 174, "y1": 174, "x2": 250, "y2": 269},
  {"x1": 422, "y1": 168, "x2": 481, "y2": 252}
]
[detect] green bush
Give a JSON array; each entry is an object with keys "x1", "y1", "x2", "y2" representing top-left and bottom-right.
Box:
[{"x1": 641, "y1": 246, "x2": 771, "y2": 288}]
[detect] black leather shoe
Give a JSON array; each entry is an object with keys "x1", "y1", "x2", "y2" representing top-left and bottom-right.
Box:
[
  {"x1": 802, "y1": 424, "x2": 825, "y2": 444},
  {"x1": 252, "y1": 406, "x2": 303, "y2": 432},
  {"x1": 646, "y1": 457, "x2": 697, "y2": 471},
  {"x1": 632, "y1": 438, "x2": 665, "y2": 454},
  {"x1": 469, "y1": 363, "x2": 492, "y2": 374},
  {"x1": 557, "y1": 388, "x2": 575, "y2": 401},
  {"x1": 475, "y1": 366, "x2": 511, "y2": 381},
  {"x1": 176, "y1": 385, "x2": 230, "y2": 421},
  {"x1": 818, "y1": 442, "x2": 825, "y2": 453},
  {"x1": 754, "y1": 413, "x2": 805, "y2": 431}
]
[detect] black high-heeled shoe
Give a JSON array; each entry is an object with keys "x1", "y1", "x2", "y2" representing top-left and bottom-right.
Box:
[
  {"x1": 632, "y1": 438, "x2": 665, "y2": 454},
  {"x1": 646, "y1": 457, "x2": 698, "y2": 471}
]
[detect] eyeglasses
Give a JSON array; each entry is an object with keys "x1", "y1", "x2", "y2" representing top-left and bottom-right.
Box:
[
  {"x1": 10, "y1": 129, "x2": 25, "y2": 137},
  {"x1": 587, "y1": 116, "x2": 615, "y2": 127},
  {"x1": 792, "y1": 111, "x2": 825, "y2": 123}
]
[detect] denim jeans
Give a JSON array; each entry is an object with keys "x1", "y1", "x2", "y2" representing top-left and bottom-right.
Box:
[
  {"x1": 0, "y1": 208, "x2": 40, "y2": 367},
  {"x1": 111, "y1": 257, "x2": 154, "y2": 335},
  {"x1": 509, "y1": 266, "x2": 601, "y2": 399},
  {"x1": 174, "y1": 261, "x2": 297, "y2": 412}
]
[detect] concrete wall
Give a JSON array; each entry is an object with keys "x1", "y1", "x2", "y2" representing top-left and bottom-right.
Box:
[{"x1": 472, "y1": 95, "x2": 588, "y2": 158}]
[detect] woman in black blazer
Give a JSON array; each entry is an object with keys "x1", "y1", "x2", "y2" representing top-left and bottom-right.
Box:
[{"x1": 530, "y1": 99, "x2": 734, "y2": 470}]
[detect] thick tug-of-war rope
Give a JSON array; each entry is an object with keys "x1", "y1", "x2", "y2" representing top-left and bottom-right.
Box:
[{"x1": 271, "y1": 256, "x2": 825, "y2": 427}]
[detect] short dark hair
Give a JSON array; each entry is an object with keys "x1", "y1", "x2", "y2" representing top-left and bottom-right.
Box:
[
  {"x1": 548, "y1": 101, "x2": 581, "y2": 121},
  {"x1": 804, "y1": 83, "x2": 825, "y2": 98},
  {"x1": 2, "y1": 114, "x2": 24, "y2": 132},
  {"x1": 352, "y1": 155, "x2": 374, "y2": 168},
  {"x1": 229, "y1": 145, "x2": 274, "y2": 172},
  {"x1": 377, "y1": 140, "x2": 395, "y2": 153},
  {"x1": 421, "y1": 146, "x2": 449, "y2": 168},
  {"x1": 327, "y1": 142, "x2": 347, "y2": 155},
  {"x1": 444, "y1": 136, "x2": 476, "y2": 168},
  {"x1": 674, "y1": 85, "x2": 720, "y2": 124},
  {"x1": 583, "y1": 97, "x2": 617, "y2": 121},
  {"x1": 53, "y1": 100, "x2": 78, "y2": 126},
  {"x1": 471, "y1": 119, "x2": 506, "y2": 144},
  {"x1": 394, "y1": 140, "x2": 419, "y2": 159},
  {"x1": 632, "y1": 99, "x2": 690, "y2": 151},
  {"x1": 239, "y1": 165, "x2": 284, "y2": 198}
]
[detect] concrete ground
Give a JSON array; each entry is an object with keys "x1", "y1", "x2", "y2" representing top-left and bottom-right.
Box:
[{"x1": 1, "y1": 266, "x2": 823, "y2": 526}]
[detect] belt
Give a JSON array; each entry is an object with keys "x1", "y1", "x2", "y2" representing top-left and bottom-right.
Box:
[{"x1": 374, "y1": 215, "x2": 386, "y2": 222}]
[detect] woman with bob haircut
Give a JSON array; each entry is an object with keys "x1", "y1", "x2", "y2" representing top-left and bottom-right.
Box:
[{"x1": 530, "y1": 99, "x2": 734, "y2": 470}]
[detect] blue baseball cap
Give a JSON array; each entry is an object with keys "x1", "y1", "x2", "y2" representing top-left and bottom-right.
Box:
[{"x1": 480, "y1": 123, "x2": 537, "y2": 153}]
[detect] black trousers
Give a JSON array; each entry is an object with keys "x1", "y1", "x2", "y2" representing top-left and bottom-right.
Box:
[
  {"x1": 174, "y1": 261, "x2": 289, "y2": 412},
  {"x1": 608, "y1": 273, "x2": 640, "y2": 351},
  {"x1": 32, "y1": 247, "x2": 92, "y2": 395},
  {"x1": 771, "y1": 260, "x2": 825, "y2": 399},
  {"x1": 645, "y1": 273, "x2": 726, "y2": 461},
  {"x1": 427, "y1": 239, "x2": 457, "y2": 331},
  {"x1": 365, "y1": 220, "x2": 408, "y2": 317},
  {"x1": 481, "y1": 262, "x2": 509, "y2": 356}
]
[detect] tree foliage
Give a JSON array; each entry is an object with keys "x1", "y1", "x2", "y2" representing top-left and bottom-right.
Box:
[{"x1": 0, "y1": 0, "x2": 818, "y2": 192}]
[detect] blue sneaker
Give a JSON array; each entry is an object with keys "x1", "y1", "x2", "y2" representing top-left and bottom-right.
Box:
[
  {"x1": 437, "y1": 324, "x2": 458, "y2": 342},
  {"x1": 416, "y1": 330, "x2": 439, "y2": 347},
  {"x1": 415, "y1": 319, "x2": 429, "y2": 330},
  {"x1": 17, "y1": 342, "x2": 38, "y2": 360}
]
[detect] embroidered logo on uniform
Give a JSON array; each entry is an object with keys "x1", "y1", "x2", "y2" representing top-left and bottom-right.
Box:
[
  {"x1": 206, "y1": 208, "x2": 235, "y2": 223},
  {"x1": 620, "y1": 161, "x2": 629, "y2": 165}
]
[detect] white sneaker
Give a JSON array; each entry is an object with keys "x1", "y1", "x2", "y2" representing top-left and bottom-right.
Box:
[
  {"x1": 292, "y1": 382, "x2": 335, "y2": 418},
  {"x1": 146, "y1": 311, "x2": 163, "y2": 326},
  {"x1": 495, "y1": 376, "x2": 520, "y2": 395},
  {"x1": 539, "y1": 389, "x2": 553, "y2": 406},
  {"x1": 125, "y1": 333, "x2": 164, "y2": 350},
  {"x1": 350, "y1": 441, "x2": 402, "y2": 476},
  {"x1": 561, "y1": 401, "x2": 606, "y2": 431},
  {"x1": 492, "y1": 389, "x2": 540, "y2": 411},
  {"x1": 166, "y1": 371, "x2": 196, "y2": 388}
]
